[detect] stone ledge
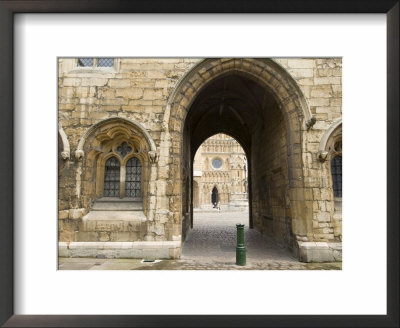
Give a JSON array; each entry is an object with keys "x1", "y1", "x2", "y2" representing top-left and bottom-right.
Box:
[
  {"x1": 58, "y1": 208, "x2": 88, "y2": 220},
  {"x1": 59, "y1": 241, "x2": 181, "y2": 259},
  {"x1": 297, "y1": 241, "x2": 342, "y2": 263},
  {"x1": 83, "y1": 211, "x2": 146, "y2": 222}
]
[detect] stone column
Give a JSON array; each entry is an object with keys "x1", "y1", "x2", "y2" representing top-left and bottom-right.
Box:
[{"x1": 120, "y1": 165, "x2": 126, "y2": 198}]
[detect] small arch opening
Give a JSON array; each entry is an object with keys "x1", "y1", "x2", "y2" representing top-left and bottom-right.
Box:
[{"x1": 211, "y1": 186, "x2": 219, "y2": 205}]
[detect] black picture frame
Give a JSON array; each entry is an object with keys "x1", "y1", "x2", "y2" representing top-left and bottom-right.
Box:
[{"x1": 0, "y1": 1, "x2": 398, "y2": 327}]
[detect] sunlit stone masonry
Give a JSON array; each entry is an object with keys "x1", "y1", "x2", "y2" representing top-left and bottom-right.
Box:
[
  {"x1": 193, "y1": 133, "x2": 249, "y2": 211},
  {"x1": 58, "y1": 58, "x2": 342, "y2": 262}
]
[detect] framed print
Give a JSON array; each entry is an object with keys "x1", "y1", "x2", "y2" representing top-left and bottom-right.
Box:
[{"x1": 0, "y1": 1, "x2": 398, "y2": 327}]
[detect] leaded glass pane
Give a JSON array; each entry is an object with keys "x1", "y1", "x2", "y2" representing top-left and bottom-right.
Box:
[
  {"x1": 104, "y1": 156, "x2": 120, "y2": 197},
  {"x1": 77, "y1": 58, "x2": 94, "y2": 67},
  {"x1": 97, "y1": 58, "x2": 114, "y2": 67},
  {"x1": 125, "y1": 157, "x2": 141, "y2": 197},
  {"x1": 331, "y1": 156, "x2": 342, "y2": 197}
]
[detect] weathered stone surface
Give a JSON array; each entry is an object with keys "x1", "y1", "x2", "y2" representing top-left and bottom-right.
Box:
[
  {"x1": 63, "y1": 78, "x2": 81, "y2": 87},
  {"x1": 287, "y1": 68, "x2": 314, "y2": 78},
  {"x1": 69, "y1": 208, "x2": 86, "y2": 219},
  {"x1": 108, "y1": 79, "x2": 131, "y2": 88},
  {"x1": 58, "y1": 210, "x2": 69, "y2": 219},
  {"x1": 59, "y1": 241, "x2": 181, "y2": 259},
  {"x1": 58, "y1": 58, "x2": 342, "y2": 262},
  {"x1": 143, "y1": 88, "x2": 164, "y2": 100},
  {"x1": 287, "y1": 59, "x2": 315, "y2": 68},
  {"x1": 115, "y1": 88, "x2": 143, "y2": 99},
  {"x1": 81, "y1": 78, "x2": 108, "y2": 87},
  {"x1": 297, "y1": 241, "x2": 340, "y2": 262}
]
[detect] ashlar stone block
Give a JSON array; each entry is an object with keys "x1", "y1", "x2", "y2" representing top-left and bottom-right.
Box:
[
  {"x1": 81, "y1": 78, "x2": 108, "y2": 87},
  {"x1": 115, "y1": 88, "x2": 143, "y2": 99}
]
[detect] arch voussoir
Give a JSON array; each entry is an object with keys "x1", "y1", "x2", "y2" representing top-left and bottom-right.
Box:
[
  {"x1": 188, "y1": 72, "x2": 205, "y2": 89},
  {"x1": 164, "y1": 58, "x2": 316, "y2": 254},
  {"x1": 220, "y1": 58, "x2": 235, "y2": 71}
]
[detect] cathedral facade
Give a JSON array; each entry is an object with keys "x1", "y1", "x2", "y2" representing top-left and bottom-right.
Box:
[
  {"x1": 193, "y1": 133, "x2": 248, "y2": 210},
  {"x1": 58, "y1": 58, "x2": 342, "y2": 262}
]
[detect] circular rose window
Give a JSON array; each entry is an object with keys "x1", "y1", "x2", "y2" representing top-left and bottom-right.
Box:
[{"x1": 212, "y1": 158, "x2": 222, "y2": 169}]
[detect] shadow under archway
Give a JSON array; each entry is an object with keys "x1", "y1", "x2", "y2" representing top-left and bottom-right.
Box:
[
  {"x1": 180, "y1": 67, "x2": 305, "y2": 255},
  {"x1": 164, "y1": 58, "x2": 314, "y2": 260}
]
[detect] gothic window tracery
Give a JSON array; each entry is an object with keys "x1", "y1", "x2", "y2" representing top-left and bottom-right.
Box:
[
  {"x1": 103, "y1": 155, "x2": 143, "y2": 198},
  {"x1": 78, "y1": 118, "x2": 156, "y2": 212},
  {"x1": 212, "y1": 158, "x2": 222, "y2": 169},
  {"x1": 116, "y1": 141, "x2": 132, "y2": 158}
]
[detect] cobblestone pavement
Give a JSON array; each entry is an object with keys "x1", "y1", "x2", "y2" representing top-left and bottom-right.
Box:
[{"x1": 59, "y1": 211, "x2": 341, "y2": 270}]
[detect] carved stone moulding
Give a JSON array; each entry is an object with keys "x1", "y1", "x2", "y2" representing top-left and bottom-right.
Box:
[{"x1": 317, "y1": 118, "x2": 342, "y2": 162}]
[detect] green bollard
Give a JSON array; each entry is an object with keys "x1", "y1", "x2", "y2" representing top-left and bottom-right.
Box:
[{"x1": 236, "y1": 223, "x2": 246, "y2": 266}]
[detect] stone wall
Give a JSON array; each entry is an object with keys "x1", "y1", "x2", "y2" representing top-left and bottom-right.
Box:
[
  {"x1": 58, "y1": 57, "x2": 342, "y2": 261},
  {"x1": 275, "y1": 58, "x2": 342, "y2": 242},
  {"x1": 251, "y1": 103, "x2": 291, "y2": 246},
  {"x1": 58, "y1": 58, "x2": 200, "y2": 242}
]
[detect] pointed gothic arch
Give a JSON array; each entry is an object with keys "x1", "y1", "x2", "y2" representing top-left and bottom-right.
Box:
[
  {"x1": 76, "y1": 117, "x2": 157, "y2": 215},
  {"x1": 162, "y1": 58, "x2": 315, "y2": 249},
  {"x1": 75, "y1": 117, "x2": 157, "y2": 161}
]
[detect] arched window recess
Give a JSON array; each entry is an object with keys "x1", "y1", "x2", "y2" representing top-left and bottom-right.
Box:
[
  {"x1": 75, "y1": 117, "x2": 157, "y2": 164},
  {"x1": 317, "y1": 118, "x2": 342, "y2": 162},
  {"x1": 317, "y1": 119, "x2": 342, "y2": 200},
  {"x1": 76, "y1": 118, "x2": 157, "y2": 201}
]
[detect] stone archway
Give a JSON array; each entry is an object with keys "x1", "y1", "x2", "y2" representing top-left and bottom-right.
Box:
[{"x1": 162, "y1": 58, "x2": 314, "y2": 254}]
